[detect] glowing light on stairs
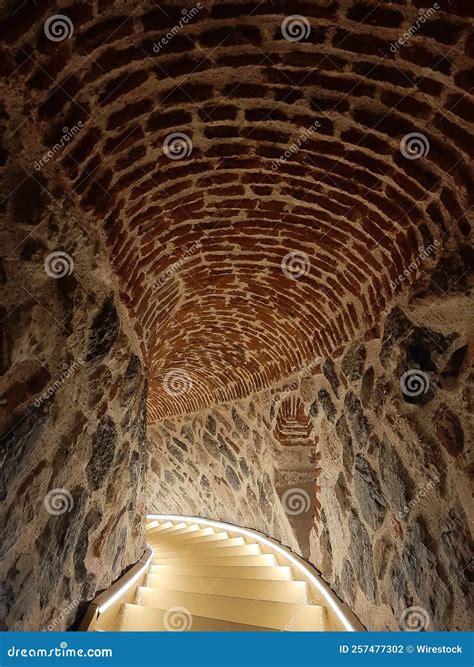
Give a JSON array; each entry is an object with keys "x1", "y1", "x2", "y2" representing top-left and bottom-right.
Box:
[
  {"x1": 98, "y1": 549, "x2": 153, "y2": 614},
  {"x1": 147, "y1": 515, "x2": 357, "y2": 632}
]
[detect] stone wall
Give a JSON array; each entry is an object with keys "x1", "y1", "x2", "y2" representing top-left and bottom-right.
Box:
[
  {"x1": 0, "y1": 177, "x2": 148, "y2": 630},
  {"x1": 148, "y1": 398, "x2": 311, "y2": 555},
  {"x1": 148, "y1": 247, "x2": 472, "y2": 631}
]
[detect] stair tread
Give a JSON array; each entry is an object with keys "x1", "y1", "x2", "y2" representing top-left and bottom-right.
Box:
[
  {"x1": 146, "y1": 524, "x2": 199, "y2": 536},
  {"x1": 152, "y1": 544, "x2": 261, "y2": 558},
  {"x1": 146, "y1": 573, "x2": 308, "y2": 603},
  {"x1": 119, "y1": 604, "x2": 269, "y2": 632},
  {"x1": 147, "y1": 531, "x2": 229, "y2": 545},
  {"x1": 150, "y1": 563, "x2": 293, "y2": 580},
  {"x1": 135, "y1": 587, "x2": 326, "y2": 630},
  {"x1": 152, "y1": 554, "x2": 276, "y2": 566},
  {"x1": 147, "y1": 527, "x2": 216, "y2": 541},
  {"x1": 149, "y1": 536, "x2": 242, "y2": 549}
]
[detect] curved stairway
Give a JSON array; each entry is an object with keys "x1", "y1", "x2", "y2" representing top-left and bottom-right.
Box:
[{"x1": 82, "y1": 516, "x2": 363, "y2": 632}]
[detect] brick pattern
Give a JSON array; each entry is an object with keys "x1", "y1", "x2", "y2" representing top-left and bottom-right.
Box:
[{"x1": 1, "y1": 0, "x2": 472, "y2": 419}]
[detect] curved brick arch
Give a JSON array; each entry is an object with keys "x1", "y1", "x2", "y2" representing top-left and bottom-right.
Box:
[{"x1": 2, "y1": 0, "x2": 473, "y2": 419}]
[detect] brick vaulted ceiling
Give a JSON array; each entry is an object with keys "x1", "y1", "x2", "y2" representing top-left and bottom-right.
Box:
[{"x1": 1, "y1": 0, "x2": 473, "y2": 420}]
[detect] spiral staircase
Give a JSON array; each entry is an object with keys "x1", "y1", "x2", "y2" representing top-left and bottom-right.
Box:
[{"x1": 80, "y1": 516, "x2": 364, "y2": 632}]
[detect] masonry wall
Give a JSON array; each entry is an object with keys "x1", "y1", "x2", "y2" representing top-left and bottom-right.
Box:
[
  {"x1": 1, "y1": 0, "x2": 472, "y2": 634},
  {"x1": 148, "y1": 397, "x2": 307, "y2": 555},
  {"x1": 0, "y1": 187, "x2": 148, "y2": 630},
  {"x1": 148, "y1": 247, "x2": 473, "y2": 631}
]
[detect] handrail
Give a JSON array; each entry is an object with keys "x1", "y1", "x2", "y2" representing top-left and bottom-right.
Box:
[
  {"x1": 147, "y1": 514, "x2": 365, "y2": 632},
  {"x1": 79, "y1": 545, "x2": 153, "y2": 631}
]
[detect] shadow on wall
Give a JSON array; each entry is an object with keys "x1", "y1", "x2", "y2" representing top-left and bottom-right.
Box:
[{"x1": 147, "y1": 247, "x2": 473, "y2": 632}]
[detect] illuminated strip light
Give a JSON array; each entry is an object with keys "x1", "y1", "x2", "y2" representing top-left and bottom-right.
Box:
[
  {"x1": 98, "y1": 547, "x2": 153, "y2": 614},
  {"x1": 147, "y1": 514, "x2": 356, "y2": 632}
]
